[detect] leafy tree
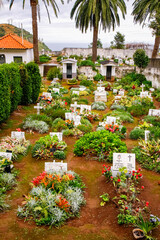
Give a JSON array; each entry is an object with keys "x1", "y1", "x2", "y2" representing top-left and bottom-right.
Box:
[
  {"x1": 132, "y1": 0, "x2": 160, "y2": 58},
  {"x1": 110, "y1": 32, "x2": 125, "y2": 49},
  {"x1": 9, "y1": 0, "x2": 63, "y2": 63},
  {"x1": 133, "y1": 49, "x2": 149, "y2": 73},
  {"x1": 88, "y1": 38, "x2": 103, "y2": 48},
  {"x1": 71, "y1": 0, "x2": 126, "y2": 62}
]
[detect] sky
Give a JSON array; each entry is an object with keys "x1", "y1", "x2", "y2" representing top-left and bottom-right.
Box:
[{"x1": 0, "y1": 0, "x2": 155, "y2": 50}]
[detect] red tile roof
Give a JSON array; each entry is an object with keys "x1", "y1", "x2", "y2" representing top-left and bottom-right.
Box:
[{"x1": 0, "y1": 33, "x2": 33, "y2": 49}]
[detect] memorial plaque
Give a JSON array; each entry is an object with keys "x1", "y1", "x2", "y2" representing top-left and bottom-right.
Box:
[
  {"x1": 0, "y1": 152, "x2": 12, "y2": 160},
  {"x1": 148, "y1": 109, "x2": 160, "y2": 117},
  {"x1": 45, "y1": 160, "x2": 67, "y2": 172},
  {"x1": 11, "y1": 131, "x2": 25, "y2": 140},
  {"x1": 106, "y1": 116, "x2": 117, "y2": 125}
]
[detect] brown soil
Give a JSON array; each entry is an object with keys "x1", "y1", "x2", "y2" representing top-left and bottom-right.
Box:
[{"x1": 0, "y1": 79, "x2": 160, "y2": 240}]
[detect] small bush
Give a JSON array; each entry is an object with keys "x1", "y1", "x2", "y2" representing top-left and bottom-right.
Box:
[
  {"x1": 39, "y1": 54, "x2": 51, "y2": 63},
  {"x1": 79, "y1": 90, "x2": 89, "y2": 96},
  {"x1": 91, "y1": 101, "x2": 106, "y2": 111},
  {"x1": 80, "y1": 60, "x2": 94, "y2": 67},
  {"x1": 23, "y1": 118, "x2": 49, "y2": 133},
  {"x1": 44, "y1": 108, "x2": 66, "y2": 120},
  {"x1": 78, "y1": 74, "x2": 87, "y2": 81},
  {"x1": 25, "y1": 114, "x2": 52, "y2": 126},
  {"x1": 94, "y1": 73, "x2": 104, "y2": 81},
  {"x1": 81, "y1": 79, "x2": 93, "y2": 87},
  {"x1": 63, "y1": 129, "x2": 74, "y2": 136},
  {"x1": 77, "y1": 119, "x2": 92, "y2": 133},
  {"x1": 47, "y1": 67, "x2": 62, "y2": 80},
  {"x1": 67, "y1": 78, "x2": 78, "y2": 84},
  {"x1": 129, "y1": 128, "x2": 145, "y2": 140},
  {"x1": 104, "y1": 110, "x2": 133, "y2": 123},
  {"x1": 52, "y1": 118, "x2": 67, "y2": 131},
  {"x1": 54, "y1": 150, "x2": 66, "y2": 159},
  {"x1": 77, "y1": 99, "x2": 89, "y2": 104}
]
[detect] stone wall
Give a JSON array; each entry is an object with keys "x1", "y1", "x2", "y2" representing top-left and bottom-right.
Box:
[
  {"x1": 62, "y1": 48, "x2": 153, "y2": 59},
  {"x1": 144, "y1": 59, "x2": 160, "y2": 88}
]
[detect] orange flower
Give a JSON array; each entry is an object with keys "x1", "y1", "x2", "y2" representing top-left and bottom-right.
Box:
[{"x1": 51, "y1": 183, "x2": 54, "y2": 189}]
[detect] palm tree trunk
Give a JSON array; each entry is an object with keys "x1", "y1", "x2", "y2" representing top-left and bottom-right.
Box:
[
  {"x1": 152, "y1": 36, "x2": 160, "y2": 59},
  {"x1": 30, "y1": 0, "x2": 39, "y2": 63},
  {"x1": 92, "y1": 25, "x2": 98, "y2": 62}
]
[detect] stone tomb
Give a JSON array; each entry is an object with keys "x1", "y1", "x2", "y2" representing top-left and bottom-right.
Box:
[
  {"x1": 50, "y1": 132, "x2": 63, "y2": 142},
  {"x1": 0, "y1": 152, "x2": 12, "y2": 160},
  {"x1": 45, "y1": 160, "x2": 67, "y2": 172},
  {"x1": 112, "y1": 153, "x2": 136, "y2": 177},
  {"x1": 11, "y1": 131, "x2": 25, "y2": 140},
  {"x1": 148, "y1": 109, "x2": 160, "y2": 117}
]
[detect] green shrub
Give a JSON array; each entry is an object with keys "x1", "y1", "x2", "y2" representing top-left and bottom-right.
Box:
[
  {"x1": 61, "y1": 96, "x2": 72, "y2": 105},
  {"x1": 67, "y1": 78, "x2": 78, "y2": 84},
  {"x1": 77, "y1": 99, "x2": 89, "y2": 104},
  {"x1": 81, "y1": 79, "x2": 93, "y2": 87},
  {"x1": 129, "y1": 128, "x2": 145, "y2": 140},
  {"x1": 74, "y1": 130, "x2": 127, "y2": 162},
  {"x1": 26, "y1": 62, "x2": 41, "y2": 103},
  {"x1": 3, "y1": 63, "x2": 22, "y2": 112},
  {"x1": 23, "y1": 118, "x2": 49, "y2": 133},
  {"x1": 54, "y1": 150, "x2": 66, "y2": 159},
  {"x1": 91, "y1": 101, "x2": 106, "y2": 111},
  {"x1": 52, "y1": 118, "x2": 67, "y2": 131},
  {"x1": 44, "y1": 108, "x2": 66, "y2": 120},
  {"x1": 144, "y1": 116, "x2": 160, "y2": 127},
  {"x1": 104, "y1": 110, "x2": 133, "y2": 123},
  {"x1": 80, "y1": 60, "x2": 94, "y2": 67},
  {"x1": 77, "y1": 119, "x2": 92, "y2": 133},
  {"x1": 25, "y1": 114, "x2": 52, "y2": 126},
  {"x1": 93, "y1": 73, "x2": 104, "y2": 81},
  {"x1": 149, "y1": 126, "x2": 160, "y2": 140},
  {"x1": 39, "y1": 54, "x2": 51, "y2": 63},
  {"x1": 78, "y1": 74, "x2": 87, "y2": 81},
  {"x1": 0, "y1": 66, "x2": 11, "y2": 123},
  {"x1": 19, "y1": 64, "x2": 32, "y2": 105},
  {"x1": 47, "y1": 67, "x2": 62, "y2": 80},
  {"x1": 63, "y1": 129, "x2": 74, "y2": 136},
  {"x1": 60, "y1": 87, "x2": 68, "y2": 94}
]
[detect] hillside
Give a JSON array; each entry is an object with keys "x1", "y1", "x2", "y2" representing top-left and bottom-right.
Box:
[{"x1": 0, "y1": 24, "x2": 51, "y2": 52}]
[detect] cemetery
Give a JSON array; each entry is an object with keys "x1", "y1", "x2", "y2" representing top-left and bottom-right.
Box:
[{"x1": 0, "y1": 60, "x2": 160, "y2": 240}]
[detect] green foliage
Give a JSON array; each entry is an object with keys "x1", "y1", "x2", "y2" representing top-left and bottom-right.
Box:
[
  {"x1": 118, "y1": 213, "x2": 137, "y2": 225},
  {"x1": 52, "y1": 118, "x2": 67, "y2": 131},
  {"x1": 77, "y1": 118, "x2": 92, "y2": 133},
  {"x1": 74, "y1": 130, "x2": 127, "y2": 162},
  {"x1": 47, "y1": 67, "x2": 62, "y2": 80},
  {"x1": 24, "y1": 114, "x2": 52, "y2": 126},
  {"x1": 39, "y1": 54, "x2": 51, "y2": 63},
  {"x1": 130, "y1": 128, "x2": 145, "y2": 140},
  {"x1": 88, "y1": 38, "x2": 103, "y2": 48},
  {"x1": 91, "y1": 101, "x2": 106, "y2": 111},
  {"x1": 0, "y1": 66, "x2": 11, "y2": 123},
  {"x1": 144, "y1": 116, "x2": 160, "y2": 127},
  {"x1": 67, "y1": 78, "x2": 78, "y2": 84},
  {"x1": 110, "y1": 32, "x2": 125, "y2": 49},
  {"x1": 77, "y1": 99, "x2": 89, "y2": 104},
  {"x1": 63, "y1": 129, "x2": 74, "y2": 136},
  {"x1": 54, "y1": 150, "x2": 66, "y2": 160},
  {"x1": 80, "y1": 79, "x2": 93, "y2": 86},
  {"x1": 104, "y1": 110, "x2": 133, "y2": 123},
  {"x1": 19, "y1": 64, "x2": 32, "y2": 105},
  {"x1": 80, "y1": 60, "x2": 94, "y2": 67},
  {"x1": 44, "y1": 108, "x2": 66, "y2": 120},
  {"x1": 26, "y1": 62, "x2": 41, "y2": 103},
  {"x1": 93, "y1": 73, "x2": 105, "y2": 81},
  {"x1": 133, "y1": 49, "x2": 149, "y2": 70},
  {"x1": 78, "y1": 74, "x2": 87, "y2": 81}
]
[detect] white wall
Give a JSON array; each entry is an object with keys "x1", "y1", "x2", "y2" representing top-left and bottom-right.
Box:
[{"x1": 0, "y1": 49, "x2": 34, "y2": 64}]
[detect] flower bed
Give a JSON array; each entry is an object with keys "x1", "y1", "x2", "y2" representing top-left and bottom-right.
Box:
[
  {"x1": 97, "y1": 123, "x2": 126, "y2": 139},
  {"x1": 32, "y1": 135, "x2": 67, "y2": 160},
  {"x1": 17, "y1": 170, "x2": 85, "y2": 227},
  {"x1": 73, "y1": 130, "x2": 127, "y2": 162},
  {"x1": 0, "y1": 137, "x2": 30, "y2": 160},
  {"x1": 23, "y1": 117, "x2": 49, "y2": 133}
]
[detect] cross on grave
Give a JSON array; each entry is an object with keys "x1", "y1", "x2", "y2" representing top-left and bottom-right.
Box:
[
  {"x1": 145, "y1": 130, "x2": 150, "y2": 142},
  {"x1": 34, "y1": 103, "x2": 43, "y2": 115},
  {"x1": 140, "y1": 83, "x2": 145, "y2": 92},
  {"x1": 70, "y1": 101, "x2": 81, "y2": 112},
  {"x1": 98, "y1": 80, "x2": 103, "y2": 87},
  {"x1": 128, "y1": 155, "x2": 132, "y2": 162}
]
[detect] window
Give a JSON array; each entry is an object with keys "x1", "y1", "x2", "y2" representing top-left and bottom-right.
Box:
[
  {"x1": 0, "y1": 54, "x2": 5, "y2": 64},
  {"x1": 14, "y1": 56, "x2": 23, "y2": 63}
]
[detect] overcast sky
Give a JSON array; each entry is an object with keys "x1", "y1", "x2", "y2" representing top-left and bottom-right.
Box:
[{"x1": 0, "y1": 0, "x2": 154, "y2": 50}]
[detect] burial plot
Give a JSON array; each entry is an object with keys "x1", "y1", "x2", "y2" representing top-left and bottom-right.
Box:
[
  {"x1": 11, "y1": 131, "x2": 25, "y2": 140},
  {"x1": 0, "y1": 152, "x2": 12, "y2": 160},
  {"x1": 50, "y1": 132, "x2": 63, "y2": 142},
  {"x1": 113, "y1": 89, "x2": 118, "y2": 94},
  {"x1": 45, "y1": 160, "x2": 67, "y2": 172},
  {"x1": 105, "y1": 116, "x2": 117, "y2": 125},
  {"x1": 65, "y1": 112, "x2": 73, "y2": 121},
  {"x1": 118, "y1": 90, "x2": 125, "y2": 96},
  {"x1": 79, "y1": 86, "x2": 86, "y2": 91},
  {"x1": 34, "y1": 103, "x2": 43, "y2": 115},
  {"x1": 148, "y1": 109, "x2": 160, "y2": 117},
  {"x1": 70, "y1": 102, "x2": 81, "y2": 112},
  {"x1": 94, "y1": 91, "x2": 107, "y2": 102},
  {"x1": 111, "y1": 153, "x2": 136, "y2": 177},
  {"x1": 52, "y1": 88, "x2": 60, "y2": 94},
  {"x1": 80, "y1": 105, "x2": 91, "y2": 114}
]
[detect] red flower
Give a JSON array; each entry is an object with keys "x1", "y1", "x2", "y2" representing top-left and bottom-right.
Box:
[
  {"x1": 117, "y1": 179, "x2": 121, "y2": 183},
  {"x1": 146, "y1": 201, "x2": 149, "y2": 207},
  {"x1": 132, "y1": 85, "x2": 135, "y2": 89},
  {"x1": 132, "y1": 173, "x2": 135, "y2": 176},
  {"x1": 65, "y1": 102, "x2": 67, "y2": 105},
  {"x1": 136, "y1": 176, "x2": 138, "y2": 179},
  {"x1": 16, "y1": 128, "x2": 21, "y2": 132},
  {"x1": 136, "y1": 208, "x2": 139, "y2": 212},
  {"x1": 139, "y1": 173, "x2": 142, "y2": 177},
  {"x1": 132, "y1": 170, "x2": 135, "y2": 173},
  {"x1": 141, "y1": 186, "x2": 144, "y2": 190},
  {"x1": 110, "y1": 176, "x2": 113, "y2": 179},
  {"x1": 125, "y1": 206, "x2": 128, "y2": 210}
]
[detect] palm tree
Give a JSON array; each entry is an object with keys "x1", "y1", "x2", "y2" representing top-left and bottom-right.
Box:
[
  {"x1": 70, "y1": 0, "x2": 126, "y2": 62},
  {"x1": 132, "y1": 0, "x2": 160, "y2": 58},
  {"x1": 9, "y1": 0, "x2": 63, "y2": 63}
]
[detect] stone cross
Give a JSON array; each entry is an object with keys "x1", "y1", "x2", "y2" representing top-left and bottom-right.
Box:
[
  {"x1": 145, "y1": 130, "x2": 150, "y2": 142},
  {"x1": 70, "y1": 101, "x2": 80, "y2": 112},
  {"x1": 34, "y1": 103, "x2": 43, "y2": 115},
  {"x1": 140, "y1": 84, "x2": 145, "y2": 92}
]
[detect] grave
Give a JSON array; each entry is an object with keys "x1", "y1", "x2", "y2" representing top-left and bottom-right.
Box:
[
  {"x1": 70, "y1": 101, "x2": 81, "y2": 112},
  {"x1": 111, "y1": 153, "x2": 136, "y2": 177},
  {"x1": 52, "y1": 88, "x2": 60, "y2": 94},
  {"x1": 42, "y1": 92, "x2": 52, "y2": 99},
  {"x1": 140, "y1": 83, "x2": 145, "y2": 92},
  {"x1": 105, "y1": 116, "x2": 117, "y2": 125},
  {"x1": 74, "y1": 115, "x2": 81, "y2": 126},
  {"x1": 148, "y1": 109, "x2": 160, "y2": 117},
  {"x1": 34, "y1": 103, "x2": 43, "y2": 115},
  {"x1": 0, "y1": 152, "x2": 12, "y2": 160},
  {"x1": 80, "y1": 105, "x2": 91, "y2": 114},
  {"x1": 65, "y1": 112, "x2": 73, "y2": 121},
  {"x1": 118, "y1": 90, "x2": 125, "y2": 96},
  {"x1": 50, "y1": 132, "x2": 63, "y2": 142},
  {"x1": 145, "y1": 130, "x2": 150, "y2": 142},
  {"x1": 72, "y1": 90, "x2": 79, "y2": 95},
  {"x1": 11, "y1": 131, "x2": 25, "y2": 140},
  {"x1": 140, "y1": 91, "x2": 152, "y2": 101},
  {"x1": 94, "y1": 87, "x2": 107, "y2": 102},
  {"x1": 45, "y1": 160, "x2": 67, "y2": 172}
]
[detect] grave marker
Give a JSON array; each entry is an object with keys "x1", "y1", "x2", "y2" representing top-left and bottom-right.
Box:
[
  {"x1": 34, "y1": 103, "x2": 43, "y2": 115},
  {"x1": 52, "y1": 88, "x2": 60, "y2": 94},
  {"x1": 148, "y1": 109, "x2": 160, "y2": 117},
  {"x1": 45, "y1": 160, "x2": 67, "y2": 172},
  {"x1": 105, "y1": 116, "x2": 117, "y2": 125},
  {"x1": 145, "y1": 130, "x2": 150, "y2": 142},
  {"x1": 140, "y1": 83, "x2": 145, "y2": 92},
  {"x1": 11, "y1": 131, "x2": 25, "y2": 140},
  {"x1": 70, "y1": 101, "x2": 81, "y2": 112},
  {"x1": 0, "y1": 152, "x2": 12, "y2": 160},
  {"x1": 50, "y1": 132, "x2": 63, "y2": 142}
]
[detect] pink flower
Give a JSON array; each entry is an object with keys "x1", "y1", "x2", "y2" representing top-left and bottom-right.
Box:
[{"x1": 16, "y1": 128, "x2": 21, "y2": 132}]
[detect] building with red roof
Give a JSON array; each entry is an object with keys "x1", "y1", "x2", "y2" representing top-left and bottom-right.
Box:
[{"x1": 0, "y1": 33, "x2": 34, "y2": 64}]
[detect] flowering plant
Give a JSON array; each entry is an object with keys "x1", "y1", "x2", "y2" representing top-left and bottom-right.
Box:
[{"x1": 65, "y1": 119, "x2": 74, "y2": 129}]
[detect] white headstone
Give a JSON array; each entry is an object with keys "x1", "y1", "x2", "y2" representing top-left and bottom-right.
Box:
[
  {"x1": 113, "y1": 89, "x2": 118, "y2": 94},
  {"x1": 140, "y1": 84, "x2": 145, "y2": 92},
  {"x1": 72, "y1": 90, "x2": 79, "y2": 95},
  {"x1": 149, "y1": 88, "x2": 155, "y2": 92},
  {"x1": 94, "y1": 91, "x2": 107, "y2": 102},
  {"x1": 145, "y1": 130, "x2": 150, "y2": 142},
  {"x1": 79, "y1": 86, "x2": 86, "y2": 91},
  {"x1": 112, "y1": 153, "x2": 136, "y2": 177},
  {"x1": 50, "y1": 132, "x2": 63, "y2": 142},
  {"x1": 97, "y1": 87, "x2": 105, "y2": 92},
  {"x1": 34, "y1": 103, "x2": 43, "y2": 115},
  {"x1": 115, "y1": 96, "x2": 122, "y2": 100},
  {"x1": 0, "y1": 152, "x2": 12, "y2": 160},
  {"x1": 45, "y1": 160, "x2": 67, "y2": 172},
  {"x1": 118, "y1": 90, "x2": 125, "y2": 96},
  {"x1": 11, "y1": 131, "x2": 25, "y2": 140},
  {"x1": 74, "y1": 115, "x2": 81, "y2": 126},
  {"x1": 65, "y1": 112, "x2": 72, "y2": 121},
  {"x1": 52, "y1": 88, "x2": 60, "y2": 94},
  {"x1": 42, "y1": 92, "x2": 52, "y2": 98},
  {"x1": 148, "y1": 109, "x2": 160, "y2": 116},
  {"x1": 105, "y1": 116, "x2": 117, "y2": 125}
]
